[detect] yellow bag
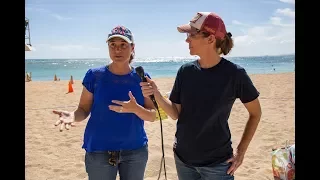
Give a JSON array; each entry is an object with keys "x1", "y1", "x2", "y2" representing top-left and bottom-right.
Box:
[
  {"x1": 155, "y1": 94, "x2": 169, "y2": 121},
  {"x1": 155, "y1": 107, "x2": 168, "y2": 120}
]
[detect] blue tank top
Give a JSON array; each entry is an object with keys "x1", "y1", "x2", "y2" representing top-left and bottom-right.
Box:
[{"x1": 81, "y1": 65, "x2": 149, "y2": 152}]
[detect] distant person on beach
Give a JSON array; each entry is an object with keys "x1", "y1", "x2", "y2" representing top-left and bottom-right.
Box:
[
  {"x1": 140, "y1": 12, "x2": 262, "y2": 180},
  {"x1": 26, "y1": 72, "x2": 32, "y2": 82},
  {"x1": 52, "y1": 25, "x2": 157, "y2": 180}
]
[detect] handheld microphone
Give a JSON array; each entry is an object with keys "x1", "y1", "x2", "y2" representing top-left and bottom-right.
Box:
[
  {"x1": 135, "y1": 66, "x2": 159, "y2": 110},
  {"x1": 135, "y1": 66, "x2": 167, "y2": 180}
]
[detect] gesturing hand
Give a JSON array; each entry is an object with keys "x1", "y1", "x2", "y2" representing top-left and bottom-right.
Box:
[
  {"x1": 52, "y1": 110, "x2": 76, "y2": 131},
  {"x1": 109, "y1": 91, "x2": 139, "y2": 113}
]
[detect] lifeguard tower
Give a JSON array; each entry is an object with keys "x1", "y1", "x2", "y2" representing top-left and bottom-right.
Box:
[{"x1": 25, "y1": 17, "x2": 33, "y2": 51}]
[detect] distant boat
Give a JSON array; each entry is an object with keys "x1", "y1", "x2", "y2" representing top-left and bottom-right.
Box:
[{"x1": 25, "y1": 17, "x2": 34, "y2": 51}]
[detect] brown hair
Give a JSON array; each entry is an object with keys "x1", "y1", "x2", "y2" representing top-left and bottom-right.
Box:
[
  {"x1": 129, "y1": 53, "x2": 134, "y2": 63},
  {"x1": 129, "y1": 43, "x2": 135, "y2": 63},
  {"x1": 202, "y1": 32, "x2": 234, "y2": 55}
]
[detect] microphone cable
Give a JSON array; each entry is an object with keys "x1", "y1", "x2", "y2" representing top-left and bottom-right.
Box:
[
  {"x1": 135, "y1": 66, "x2": 167, "y2": 180},
  {"x1": 152, "y1": 99, "x2": 167, "y2": 180}
]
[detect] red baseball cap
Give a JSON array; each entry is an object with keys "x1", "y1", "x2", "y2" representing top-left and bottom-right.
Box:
[{"x1": 177, "y1": 12, "x2": 227, "y2": 39}]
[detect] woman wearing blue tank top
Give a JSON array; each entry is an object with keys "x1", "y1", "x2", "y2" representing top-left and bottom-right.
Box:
[{"x1": 52, "y1": 25, "x2": 157, "y2": 180}]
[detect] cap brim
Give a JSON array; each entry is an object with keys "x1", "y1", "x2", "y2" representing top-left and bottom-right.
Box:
[
  {"x1": 107, "y1": 35, "x2": 132, "y2": 43},
  {"x1": 177, "y1": 24, "x2": 198, "y2": 33}
]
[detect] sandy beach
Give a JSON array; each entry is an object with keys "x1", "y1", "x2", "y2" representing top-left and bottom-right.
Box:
[{"x1": 25, "y1": 72, "x2": 295, "y2": 180}]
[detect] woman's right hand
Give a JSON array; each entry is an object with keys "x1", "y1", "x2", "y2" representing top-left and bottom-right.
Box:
[{"x1": 52, "y1": 110, "x2": 76, "y2": 131}]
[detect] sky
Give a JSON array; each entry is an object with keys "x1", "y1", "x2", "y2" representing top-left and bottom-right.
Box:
[{"x1": 25, "y1": 0, "x2": 295, "y2": 59}]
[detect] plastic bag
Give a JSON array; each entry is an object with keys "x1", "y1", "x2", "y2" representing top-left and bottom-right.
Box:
[{"x1": 271, "y1": 141, "x2": 295, "y2": 180}]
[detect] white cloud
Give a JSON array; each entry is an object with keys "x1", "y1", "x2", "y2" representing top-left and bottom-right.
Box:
[
  {"x1": 234, "y1": 35, "x2": 256, "y2": 46},
  {"x1": 248, "y1": 26, "x2": 273, "y2": 36},
  {"x1": 25, "y1": 7, "x2": 49, "y2": 13},
  {"x1": 269, "y1": 16, "x2": 294, "y2": 27},
  {"x1": 270, "y1": 16, "x2": 282, "y2": 25},
  {"x1": 51, "y1": 14, "x2": 72, "y2": 21},
  {"x1": 25, "y1": 6, "x2": 72, "y2": 21},
  {"x1": 261, "y1": 0, "x2": 280, "y2": 5},
  {"x1": 135, "y1": 40, "x2": 188, "y2": 57},
  {"x1": 50, "y1": 44, "x2": 100, "y2": 51},
  {"x1": 229, "y1": 7, "x2": 295, "y2": 57},
  {"x1": 233, "y1": 26, "x2": 275, "y2": 46},
  {"x1": 51, "y1": 45, "x2": 83, "y2": 51},
  {"x1": 275, "y1": 8, "x2": 295, "y2": 18},
  {"x1": 232, "y1": 20, "x2": 249, "y2": 26},
  {"x1": 279, "y1": 0, "x2": 295, "y2": 4},
  {"x1": 25, "y1": 43, "x2": 102, "y2": 59}
]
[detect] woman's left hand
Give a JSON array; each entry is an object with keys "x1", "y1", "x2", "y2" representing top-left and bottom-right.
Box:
[{"x1": 109, "y1": 91, "x2": 139, "y2": 113}]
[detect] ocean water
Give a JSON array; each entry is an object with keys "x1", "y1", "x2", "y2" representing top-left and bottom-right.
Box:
[{"x1": 25, "y1": 54, "x2": 295, "y2": 81}]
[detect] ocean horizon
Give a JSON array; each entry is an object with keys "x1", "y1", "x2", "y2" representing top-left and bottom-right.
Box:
[{"x1": 25, "y1": 54, "x2": 295, "y2": 81}]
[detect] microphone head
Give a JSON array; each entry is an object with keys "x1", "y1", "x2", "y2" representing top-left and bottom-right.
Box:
[{"x1": 135, "y1": 66, "x2": 145, "y2": 78}]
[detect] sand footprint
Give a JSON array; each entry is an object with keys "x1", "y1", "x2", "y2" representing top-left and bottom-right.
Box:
[
  {"x1": 25, "y1": 163, "x2": 41, "y2": 168},
  {"x1": 57, "y1": 142, "x2": 72, "y2": 148},
  {"x1": 52, "y1": 168, "x2": 64, "y2": 173},
  {"x1": 76, "y1": 172, "x2": 87, "y2": 179},
  {"x1": 247, "y1": 169, "x2": 257, "y2": 174},
  {"x1": 39, "y1": 147, "x2": 49, "y2": 152},
  {"x1": 33, "y1": 140, "x2": 41, "y2": 145},
  {"x1": 75, "y1": 163, "x2": 83, "y2": 168}
]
